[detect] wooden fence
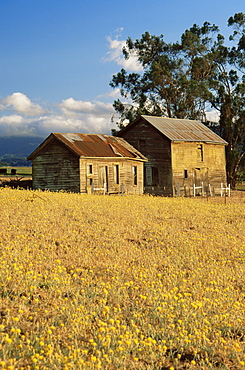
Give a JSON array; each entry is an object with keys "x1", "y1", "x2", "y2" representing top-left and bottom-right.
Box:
[{"x1": 173, "y1": 183, "x2": 231, "y2": 197}]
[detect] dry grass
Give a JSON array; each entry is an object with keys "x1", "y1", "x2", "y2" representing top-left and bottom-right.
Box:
[
  {"x1": 0, "y1": 188, "x2": 245, "y2": 369},
  {"x1": 0, "y1": 168, "x2": 31, "y2": 191}
]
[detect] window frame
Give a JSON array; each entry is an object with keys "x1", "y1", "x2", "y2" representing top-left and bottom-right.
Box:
[
  {"x1": 132, "y1": 166, "x2": 137, "y2": 186},
  {"x1": 88, "y1": 164, "x2": 93, "y2": 174},
  {"x1": 151, "y1": 166, "x2": 159, "y2": 186},
  {"x1": 197, "y1": 144, "x2": 204, "y2": 162},
  {"x1": 114, "y1": 164, "x2": 120, "y2": 185}
]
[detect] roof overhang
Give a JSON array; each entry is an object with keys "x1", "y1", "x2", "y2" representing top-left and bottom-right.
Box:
[
  {"x1": 27, "y1": 132, "x2": 147, "y2": 161},
  {"x1": 117, "y1": 115, "x2": 228, "y2": 145}
]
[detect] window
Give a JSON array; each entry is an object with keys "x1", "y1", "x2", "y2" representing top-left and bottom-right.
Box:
[
  {"x1": 145, "y1": 166, "x2": 152, "y2": 186},
  {"x1": 197, "y1": 144, "x2": 204, "y2": 161},
  {"x1": 87, "y1": 165, "x2": 93, "y2": 187},
  {"x1": 152, "y1": 167, "x2": 159, "y2": 185},
  {"x1": 133, "y1": 166, "x2": 137, "y2": 185},
  {"x1": 184, "y1": 169, "x2": 188, "y2": 179},
  {"x1": 114, "y1": 164, "x2": 119, "y2": 184}
]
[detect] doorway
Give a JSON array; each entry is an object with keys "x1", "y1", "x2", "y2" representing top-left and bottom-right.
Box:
[{"x1": 193, "y1": 167, "x2": 208, "y2": 187}]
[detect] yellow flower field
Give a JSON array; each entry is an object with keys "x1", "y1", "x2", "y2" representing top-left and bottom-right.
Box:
[{"x1": 0, "y1": 188, "x2": 245, "y2": 369}]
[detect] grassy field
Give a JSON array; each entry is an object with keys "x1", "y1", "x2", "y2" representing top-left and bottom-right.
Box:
[
  {"x1": 0, "y1": 167, "x2": 32, "y2": 178},
  {"x1": 235, "y1": 183, "x2": 245, "y2": 191},
  {"x1": 0, "y1": 189, "x2": 245, "y2": 369}
]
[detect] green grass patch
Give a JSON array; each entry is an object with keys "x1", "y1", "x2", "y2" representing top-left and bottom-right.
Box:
[
  {"x1": 0, "y1": 166, "x2": 32, "y2": 176},
  {"x1": 235, "y1": 183, "x2": 245, "y2": 191}
]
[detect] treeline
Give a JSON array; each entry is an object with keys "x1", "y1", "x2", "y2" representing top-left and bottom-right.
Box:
[{"x1": 0, "y1": 155, "x2": 30, "y2": 167}]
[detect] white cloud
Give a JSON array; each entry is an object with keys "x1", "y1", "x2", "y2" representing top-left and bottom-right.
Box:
[
  {"x1": 60, "y1": 98, "x2": 113, "y2": 116},
  {"x1": 98, "y1": 88, "x2": 121, "y2": 100},
  {"x1": 0, "y1": 93, "x2": 118, "y2": 137},
  {"x1": 0, "y1": 115, "x2": 35, "y2": 136},
  {"x1": 105, "y1": 36, "x2": 143, "y2": 72},
  {"x1": 206, "y1": 109, "x2": 220, "y2": 122},
  {"x1": 1, "y1": 92, "x2": 45, "y2": 116},
  {"x1": 33, "y1": 114, "x2": 116, "y2": 136}
]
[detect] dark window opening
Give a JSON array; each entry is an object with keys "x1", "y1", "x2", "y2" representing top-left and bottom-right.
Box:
[
  {"x1": 89, "y1": 164, "x2": 93, "y2": 174},
  {"x1": 89, "y1": 178, "x2": 93, "y2": 185},
  {"x1": 184, "y1": 170, "x2": 188, "y2": 179},
  {"x1": 105, "y1": 166, "x2": 109, "y2": 193},
  {"x1": 144, "y1": 166, "x2": 147, "y2": 186},
  {"x1": 133, "y1": 166, "x2": 137, "y2": 185},
  {"x1": 197, "y1": 144, "x2": 203, "y2": 161},
  {"x1": 114, "y1": 164, "x2": 119, "y2": 184},
  {"x1": 152, "y1": 167, "x2": 159, "y2": 185}
]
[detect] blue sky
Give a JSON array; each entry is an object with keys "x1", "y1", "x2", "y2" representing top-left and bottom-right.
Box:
[{"x1": 0, "y1": 0, "x2": 244, "y2": 137}]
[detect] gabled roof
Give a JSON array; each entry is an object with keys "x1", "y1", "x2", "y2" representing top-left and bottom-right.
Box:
[
  {"x1": 118, "y1": 115, "x2": 228, "y2": 145},
  {"x1": 27, "y1": 133, "x2": 147, "y2": 161}
]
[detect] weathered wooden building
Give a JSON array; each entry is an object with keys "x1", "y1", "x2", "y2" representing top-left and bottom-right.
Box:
[
  {"x1": 27, "y1": 133, "x2": 147, "y2": 194},
  {"x1": 117, "y1": 115, "x2": 227, "y2": 196}
]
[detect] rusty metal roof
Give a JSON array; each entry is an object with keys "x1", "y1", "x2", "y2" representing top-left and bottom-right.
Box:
[
  {"x1": 28, "y1": 133, "x2": 147, "y2": 160},
  {"x1": 120, "y1": 115, "x2": 227, "y2": 145}
]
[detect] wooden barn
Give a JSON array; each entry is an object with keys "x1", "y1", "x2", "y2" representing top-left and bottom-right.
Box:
[
  {"x1": 117, "y1": 115, "x2": 227, "y2": 196},
  {"x1": 27, "y1": 133, "x2": 147, "y2": 194}
]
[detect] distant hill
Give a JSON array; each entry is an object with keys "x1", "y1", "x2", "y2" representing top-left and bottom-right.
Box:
[
  {"x1": 0, "y1": 136, "x2": 44, "y2": 156},
  {"x1": 0, "y1": 136, "x2": 44, "y2": 166}
]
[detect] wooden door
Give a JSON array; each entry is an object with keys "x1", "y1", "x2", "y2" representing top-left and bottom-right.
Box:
[
  {"x1": 193, "y1": 168, "x2": 208, "y2": 187},
  {"x1": 99, "y1": 166, "x2": 109, "y2": 193}
]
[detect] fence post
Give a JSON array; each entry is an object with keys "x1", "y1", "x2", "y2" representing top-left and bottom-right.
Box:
[
  {"x1": 221, "y1": 183, "x2": 230, "y2": 197},
  {"x1": 193, "y1": 182, "x2": 204, "y2": 197},
  {"x1": 176, "y1": 183, "x2": 180, "y2": 197}
]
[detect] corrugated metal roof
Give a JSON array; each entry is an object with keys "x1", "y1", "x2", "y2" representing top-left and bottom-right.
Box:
[
  {"x1": 28, "y1": 133, "x2": 147, "y2": 160},
  {"x1": 124, "y1": 115, "x2": 227, "y2": 144}
]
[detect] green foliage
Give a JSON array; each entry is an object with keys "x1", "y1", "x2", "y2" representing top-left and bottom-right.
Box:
[
  {"x1": 0, "y1": 154, "x2": 30, "y2": 167},
  {"x1": 110, "y1": 13, "x2": 245, "y2": 187}
]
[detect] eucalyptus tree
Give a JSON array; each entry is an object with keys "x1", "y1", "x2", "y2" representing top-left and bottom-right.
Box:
[{"x1": 110, "y1": 13, "x2": 245, "y2": 186}]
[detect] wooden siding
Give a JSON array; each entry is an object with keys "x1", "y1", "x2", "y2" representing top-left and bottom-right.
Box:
[
  {"x1": 171, "y1": 142, "x2": 227, "y2": 193},
  {"x1": 31, "y1": 138, "x2": 144, "y2": 194},
  {"x1": 79, "y1": 158, "x2": 144, "y2": 195},
  {"x1": 32, "y1": 140, "x2": 80, "y2": 192},
  {"x1": 118, "y1": 120, "x2": 172, "y2": 195},
  {"x1": 172, "y1": 142, "x2": 226, "y2": 186},
  {"x1": 119, "y1": 117, "x2": 227, "y2": 196}
]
